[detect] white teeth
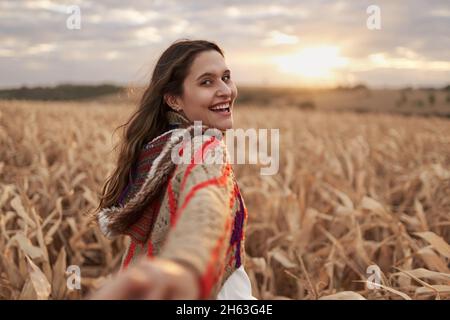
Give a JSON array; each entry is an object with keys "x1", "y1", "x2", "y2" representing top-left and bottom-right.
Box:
[{"x1": 210, "y1": 103, "x2": 230, "y2": 110}]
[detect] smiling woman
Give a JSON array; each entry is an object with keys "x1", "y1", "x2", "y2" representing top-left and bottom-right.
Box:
[{"x1": 90, "y1": 39, "x2": 256, "y2": 300}]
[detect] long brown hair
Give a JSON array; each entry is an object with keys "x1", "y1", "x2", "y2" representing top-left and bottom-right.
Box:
[{"x1": 92, "y1": 39, "x2": 224, "y2": 218}]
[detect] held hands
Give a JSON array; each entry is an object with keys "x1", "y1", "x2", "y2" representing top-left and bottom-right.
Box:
[{"x1": 88, "y1": 257, "x2": 201, "y2": 300}]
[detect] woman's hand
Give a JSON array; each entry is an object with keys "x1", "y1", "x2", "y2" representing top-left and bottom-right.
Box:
[{"x1": 88, "y1": 257, "x2": 201, "y2": 300}]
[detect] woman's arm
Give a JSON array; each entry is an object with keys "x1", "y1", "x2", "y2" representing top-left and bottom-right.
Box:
[
  {"x1": 89, "y1": 132, "x2": 235, "y2": 300},
  {"x1": 158, "y1": 133, "x2": 235, "y2": 299}
]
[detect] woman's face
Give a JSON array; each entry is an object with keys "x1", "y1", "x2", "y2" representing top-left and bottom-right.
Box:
[{"x1": 169, "y1": 50, "x2": 237, "y2": 131}]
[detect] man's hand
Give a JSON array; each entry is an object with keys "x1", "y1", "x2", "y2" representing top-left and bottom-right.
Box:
[{"x1": 88, "y1": 257, "x2": 201, "y2": 300}]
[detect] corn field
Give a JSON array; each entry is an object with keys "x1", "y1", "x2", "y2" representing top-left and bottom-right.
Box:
[{"x1": 1, "y1": 100, "x2": 449, "y2": 300}]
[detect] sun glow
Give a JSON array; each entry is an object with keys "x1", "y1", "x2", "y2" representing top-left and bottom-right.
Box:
[{"x1": 271, "y1": 46, "x2": 349, "y2": 83}]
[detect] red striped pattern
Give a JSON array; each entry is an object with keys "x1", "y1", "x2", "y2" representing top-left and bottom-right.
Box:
[
  {"x1": 138, "y1": 145, "x2": 164, "y2": 162},
  {"x1": 197, "y1": 168, "x2": 237, "y2": 299},
  {"x1": 225, "y1": 186, "x2": 239, "y2": 267},
  {"x1": 180, "y1": 137, "x2": 220, "y2": 191},
  {"x1": 171, "y1": 136, "x2": 236, "y2": 298},
  {"x1": 138, "y1": 135, "x2": 171, "y2": 162},
  {"x1": 199, "y1": 215, "x2": 233, "y2": 299},
  {"x1": 147, "y1": 241, "x2": 154, "y2": 258},
  {"x1": 170, "y1": 137, "x2": 227, "y2": 227},
  {"x1": 175, "y1": 164, "x2": 232, "y2": 227},
  {"x1": 167, "y1": 171, "x2": 178, "y2": 227},
  {"x1": 130, "y1": 224, "x2": 148, "y2": 238},
  {"x1": 125, "y1": 199, "x2": 163, "y2": 244}
]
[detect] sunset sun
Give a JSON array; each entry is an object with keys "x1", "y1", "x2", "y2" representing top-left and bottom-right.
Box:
[{"x1": 271, "y1": 46, "x2": 349, "y2": 84}]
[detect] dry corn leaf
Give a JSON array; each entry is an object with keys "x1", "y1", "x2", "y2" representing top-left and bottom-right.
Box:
[
  {"x1": 0, "y1": 184, "x2": 15, "y2": 208},
  {"x1": 82, "y1": 186, "x2": 98, "y2": 207},
  {"x1": 392, "y1": 268, "x2": 450, "y2": 283},
  {"x1": 0, "y1": 254, "x2": 24, "y2": 289},
  {"x1": 269, "y1": 248, "x2": 297, "y2": 269},
  {"x1": 364, "y1": 281, "x2": 412, "y2": 300},
  {"x1": 30, "y1": 207, "x2": 52, "y2": 282},
  {"x1": 361, "y1": 196, "x2": 389, "y2": 216},
  {"x1": 415, "y1": 285, "x2": 450, "y2": 295},
  {"x1": 249, "y1": 257, "x2": 267, "y2": 273},
  {"x1": 10, "y1": 196, "x2": 36, "y2": 229},
  {"x1": 413, "y1": 199, "x2": 429, "y2": 231},
  {"x1": 295, "y1": 207, "x2": 317, "y2": 251},
  {"x1": 394, "y1": 268, "x2": 442, "y2": 299},
  {"x1": 18, "y1": 278, "x2": 37, "y2": 300},
  {"x1": 42, "y1": 197, "x2": 63, "y2": 245},
  {"x1": 326, "y1": 184, "x2": 354, "y2": 210},
  {"x1": 51, "y1": 247, "x2": 67, "y2": 299},
  {"x1": 414, "y1": 232, "x2": 450, "y2": 259},
  {"x1": 72, "y1": 172, "x2": 87, "y2": 187},
  {"x1": 25, "y1": 256, "x2": 51, "y2": 300},
  {"x1": 416, "y1": 247, "x2": 449, "y2": 273},
  {"x1": 319, "y1": 291, "x2": 366, "y2": 300},
  {"x1": 11, "y1": 233, "x2": 43, "y2": 259}
]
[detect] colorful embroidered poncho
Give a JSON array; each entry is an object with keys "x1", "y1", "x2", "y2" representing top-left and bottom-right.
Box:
[{"x1": 98, "y1": 110, "x2": 249, "y2": 300}]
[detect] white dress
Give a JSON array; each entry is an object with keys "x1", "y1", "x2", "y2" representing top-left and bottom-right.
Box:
[{"x1": 216, "y1": 265, "x2": 257, "y2": 300}]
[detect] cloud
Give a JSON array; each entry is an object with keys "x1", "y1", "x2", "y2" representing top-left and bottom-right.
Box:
[
  {"x1": 0, "y1": 0, "x2": 449, "y2": 87},
  {"x1": 262, "y1": 31, "x2": 299, "y2": 46}
]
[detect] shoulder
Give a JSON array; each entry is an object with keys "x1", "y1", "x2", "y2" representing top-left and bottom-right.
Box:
[
  {"x1": 174, "y1": 128, "x2": 230, "y2": 172},
  {"x1": 169, "y1": 127, "x2": 234, "y2": 189},
  {"x1": 143, "y1": 128, "x2": 180, "y2": 151}
]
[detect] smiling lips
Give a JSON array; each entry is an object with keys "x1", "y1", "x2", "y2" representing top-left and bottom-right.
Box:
[{"x1": 208, "y1": 101, "x2": 231, "y2": 114}]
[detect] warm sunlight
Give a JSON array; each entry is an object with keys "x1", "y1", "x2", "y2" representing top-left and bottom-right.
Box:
[{"x1": 271, "y1": 46, "x2": 349, "y2": 83}]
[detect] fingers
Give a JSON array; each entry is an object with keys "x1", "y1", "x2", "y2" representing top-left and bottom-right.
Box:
[
  {"x1": 120, "y1": 268, "x2": 155, "y2": 299},
  {"x1": 136, "y1": 259, "x2": 171, "y2": 300},
  {"x1": 89, "y1": 257, "x2": 201, "y2": 300},
  {"x1": 89, "y1": 268, "x2": 151, "y2": 300},
  {"x1": 143, "y1": 278, "x2": 171, "y2": 300},
  {"x1": 168, "y1": 287, "x2": 194, "y2": 300}
]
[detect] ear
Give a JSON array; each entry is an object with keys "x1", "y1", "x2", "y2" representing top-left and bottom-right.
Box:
[{"x1": 164, "y1": 94, "x2": 182, "y2": 111}]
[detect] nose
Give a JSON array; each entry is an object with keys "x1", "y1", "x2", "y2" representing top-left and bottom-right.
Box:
[{"x1": 216, "y1": 79, "x2": 232, "y2": 97}]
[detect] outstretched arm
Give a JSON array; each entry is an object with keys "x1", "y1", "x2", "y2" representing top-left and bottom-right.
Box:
[
  {"x1": 158, "y1": 133, "x2": 236, "y2": 299},
  {"x1": 89, "y1": 133, "x2": 236, "y2": 300}
]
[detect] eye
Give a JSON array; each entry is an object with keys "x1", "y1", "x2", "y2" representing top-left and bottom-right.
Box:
[
  {"x1": 223, "y1": 75, "x2": 231, "y2": 81},
  {"x1": 202, "y1": 79, "x2": 212, "y2": 85}
]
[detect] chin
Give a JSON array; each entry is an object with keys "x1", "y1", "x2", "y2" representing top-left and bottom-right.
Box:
[{"x1": 215, "y1": 120, "x2": 233, "y2": 131}]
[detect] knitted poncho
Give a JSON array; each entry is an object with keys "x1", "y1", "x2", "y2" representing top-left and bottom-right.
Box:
[{"x1": 98, "y1": 110, "x2": 249, "y2": 300}]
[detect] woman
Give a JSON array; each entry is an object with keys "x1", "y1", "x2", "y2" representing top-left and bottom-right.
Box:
[{"x1": 90, "y1": 39, "x2": 256, "y2": 300}]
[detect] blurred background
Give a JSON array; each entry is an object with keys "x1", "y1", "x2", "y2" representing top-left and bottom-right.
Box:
[
  {"x1": 1, "y1": 0, "x2": 449, "y2": 114},
  {"x1": 0, "y1": 0, "x2": 449, "y2": 300}
]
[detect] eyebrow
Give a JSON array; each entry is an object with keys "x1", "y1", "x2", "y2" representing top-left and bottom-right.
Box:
[{"x1": 196, "y1": 69, "x2": 230, "y2": 81}]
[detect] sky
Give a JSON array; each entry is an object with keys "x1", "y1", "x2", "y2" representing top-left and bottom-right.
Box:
[{"x1": 0, "y1": 0, "x2": 449, "y2": 88}]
